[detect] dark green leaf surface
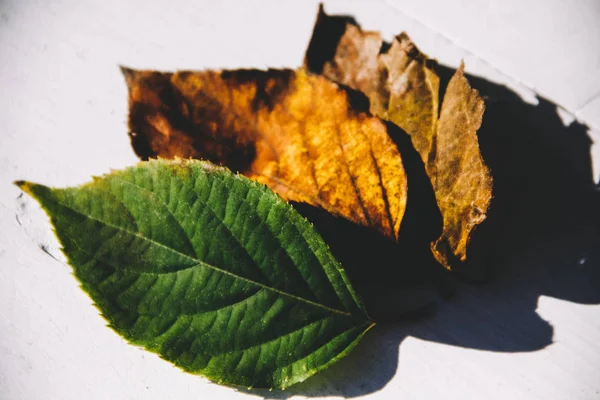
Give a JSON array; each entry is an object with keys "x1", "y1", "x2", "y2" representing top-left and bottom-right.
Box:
[{"x1": 16, "y1": 159, "x2": 373, "y2": 389}]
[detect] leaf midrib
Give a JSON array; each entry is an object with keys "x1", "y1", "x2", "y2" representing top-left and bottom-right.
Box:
[{"x1": 49, "y1": 188, "x2": 353, "y2": 317}]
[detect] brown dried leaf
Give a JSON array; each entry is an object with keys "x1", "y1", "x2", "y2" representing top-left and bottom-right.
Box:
[
  {"x1": 305, "y1": 6, "x2": 492, "y2": 268},
  {"x1": 431, "y1": 63, "x2": 492, "y2": 267},
  {"x1": 122, "y1": 67, "x2": 407, "y2": 240}
]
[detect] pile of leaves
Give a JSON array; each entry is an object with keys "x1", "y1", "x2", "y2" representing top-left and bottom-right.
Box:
[{"x1": 16, "y1": 6, "x2": 492, "y2": 390}]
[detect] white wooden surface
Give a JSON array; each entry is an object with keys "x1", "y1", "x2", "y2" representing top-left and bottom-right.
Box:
[{"x1": 1, "y1": 1, "x2": 599, "y2": 399}]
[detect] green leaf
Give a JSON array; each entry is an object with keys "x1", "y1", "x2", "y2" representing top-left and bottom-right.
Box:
[{"x1": 15, "y1": 159, "x2": 373, "y2": 389}]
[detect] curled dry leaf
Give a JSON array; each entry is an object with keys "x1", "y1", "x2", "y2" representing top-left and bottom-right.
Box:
[
  {"x1": 122, "y1": 67, "x2": 407, "y2": 241},
  {"x1": 305, "y1": 6, "x2": 492, "y2": 269}
]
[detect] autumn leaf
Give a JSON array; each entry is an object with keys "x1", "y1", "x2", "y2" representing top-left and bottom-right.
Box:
[
  {"x1": 15, "y1": 159, "x2": 373, "y2": 389},
  {"x1": 430, "y1": 64, "x2": 492, "y2": 268},
  {"x1": 122, "y1": 67, "x2": 407, "y2": 242},
  {"x1": 304, "y1": 6, "x2": 492, "y2": 269}
]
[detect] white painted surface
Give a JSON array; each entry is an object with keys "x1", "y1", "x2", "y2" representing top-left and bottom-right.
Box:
[{"x1": 1, "y1": 1, "x2": 599, "y2": 399}]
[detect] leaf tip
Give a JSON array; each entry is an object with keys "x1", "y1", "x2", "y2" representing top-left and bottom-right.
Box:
[
  {"x1": 318, "y1": 2, "x2": 325, "y2": 14},
  {"x1": 119, "y1": 65, "x2": 138, "y2": 86},
  {"x1": 14, "y1": 180, "x2": 34, "y2": 195}
]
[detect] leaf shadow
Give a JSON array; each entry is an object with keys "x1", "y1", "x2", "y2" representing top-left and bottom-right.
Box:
[{"x1": 431, "y1": 64, "x2": 600, "y2": 350}]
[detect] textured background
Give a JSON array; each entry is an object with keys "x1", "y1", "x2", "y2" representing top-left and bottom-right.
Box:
[{"x1": 1, "y1": 0, "x2": 599, "y2": 399}]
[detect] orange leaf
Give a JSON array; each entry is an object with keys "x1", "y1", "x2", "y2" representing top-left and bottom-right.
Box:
[{"x1": 122, "y1": 67, "x2": 408, "y2": 241}]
